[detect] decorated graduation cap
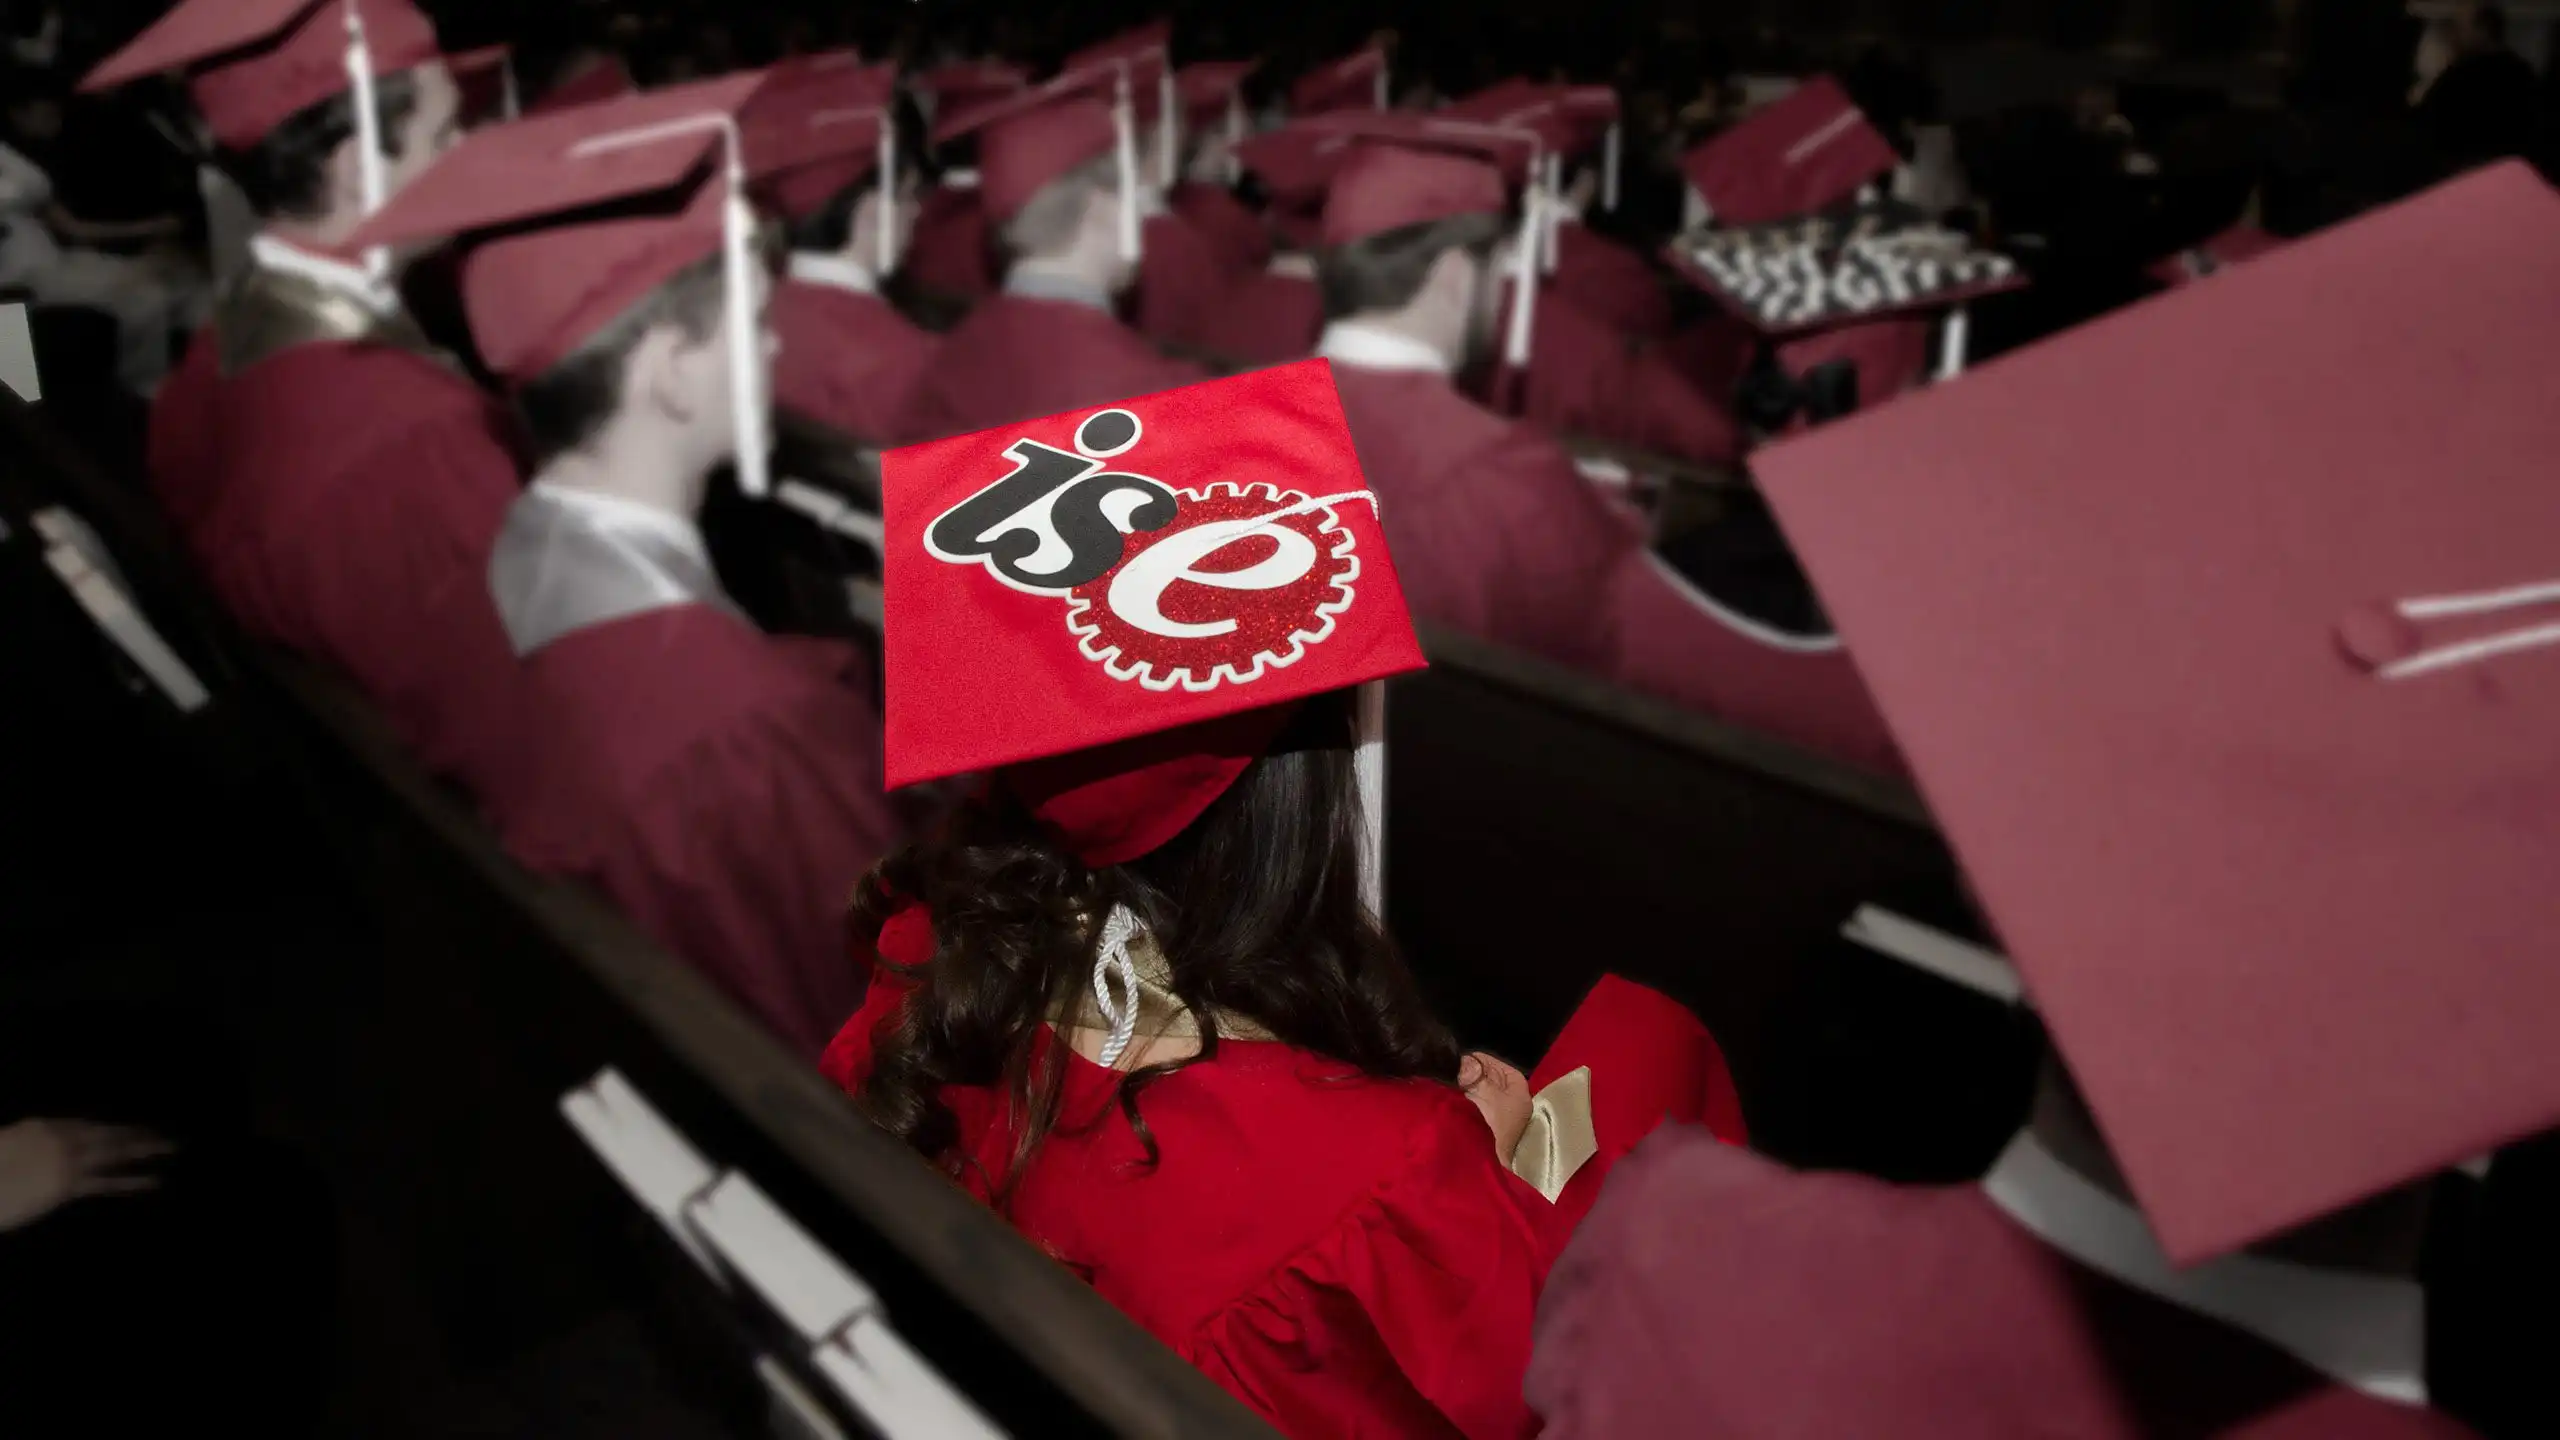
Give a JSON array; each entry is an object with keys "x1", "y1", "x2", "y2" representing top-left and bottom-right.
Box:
[
  {"x1": 1667, "y1": 196, "x2": 2020, "y2": 349},
  {"x1": 81, "y1": 0, "x2": 441, "y2": 218},
  {"x1": 935, "y1": 65, "x2": 1143, "y2": 264},
  {"x1": 340, "y1": 72, "x2": 782, "y2": 497},
  {"x1": 883, "y1": 360, "x2": 1423, "y2": 1055},
  {"x1": 746, "y1": 53, "x2": 903, "y2": 270},
  {"x1": 1680, "y1": 75, "x2": 1898, "y2": 228},
  {"x1": 1753, "y1": 161, "x2": 2560, "y2": 1265},
  {"x1": 1291, "y1": 41, "x2": 1390, "y2": 117}
]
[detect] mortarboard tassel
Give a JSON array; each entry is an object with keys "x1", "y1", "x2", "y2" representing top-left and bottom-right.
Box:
[
  {"x1": 876, "y1": 119, "x2": 900, "y2": 274},
  {"x1": 1602, "y1": 120, "x2": 1621, "y2": 212},
  {"x1": 1112, "y1": 72, "x2": 1143, "y2": 264},
  {"x1": 1356, "y1": 680, "x2": 1387, "y2": 914},
  {"x1": 1935, "y1": 304, "x2": 1969, "y2": 382},
  {"x1": 1157, "y1": 66, "x2": 1180, "y2": 190},
  {"x1": 1091, "y1": 904, "x2": 1145, "y2": 1069},
  {"x1": 500, "y1": 53, "x2": 521, "y2": 121},
  {"x1": 1224, "y1": 93, "x2": 1247, "y2": 186},
  {"x1": 1540, "y1": 151, "x2": 1563, "y2": 275},
  {"x1": 1373, "y1": 59, "x2": 1391, "y2": 111},
  {"x1": 340, "y1": 1, "x2": 389, "y2": 278},
  {"x1": 1504, "y1": 180, "x2": 1540, "y2": 370}
]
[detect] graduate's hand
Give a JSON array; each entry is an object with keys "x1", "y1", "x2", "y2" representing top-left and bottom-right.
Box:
[
  {"x1": 0, "y1": 1118, "x2": 172, "y2": 1232},
  {"x1": 1460, "y1": 1053, "x2": 1534, "y2": 1161}
]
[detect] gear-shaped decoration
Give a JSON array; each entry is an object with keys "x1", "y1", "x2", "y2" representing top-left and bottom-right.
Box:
[{"x1": 1064, "y1": 481, "x2": 1365, "y2": 693}]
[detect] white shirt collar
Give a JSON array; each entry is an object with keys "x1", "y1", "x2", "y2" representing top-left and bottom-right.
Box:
[
  {"x1": 1982, "y1": 1131, "x2": 2429, "y2": 1406},
  {"x1": 249, "y1": 232, "x2": 400, "y2": 318},
  {"x1": 530, "y1": 479, "x2": 710, "y2": 569},
  {"x1": 1316, "y1": 321, "x2": 1455, "y2": 378},
  {"x1": 1002, "y1": 266, "x2": 1116, "y2": 314},
  {"x1": 788, "y1": 250, "x2": 880, "y2": 297}
]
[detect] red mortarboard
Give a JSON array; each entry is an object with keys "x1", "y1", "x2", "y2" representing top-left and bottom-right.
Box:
[
  {"x1": 746, "y1": 53, "x2": 899, "y2": 222},
  {"x1": 913, "y1": 59, "x2": 1029, "y2": 111},
  {"x1": 340, "y1": 70, "x2": 770, "y2": 372},
  {"x1": 1178, "y1": 60, "x2": 1259, "y2": 127},
  {"x1": 1754, "y1": 161, "x2": 2560, "y2": 1264},
  {"x1": 81, "y1": 0, "x2": 442, "y2": 150},
  {"x1": 1681, "y1": 75, "x2": 1899, "y2": 227},
  {"x1": 527, "y1": 54, "x2": 637, "y2": 117},
  {"x1": 879, "y1": 359, "x2": 1424, "y2": 863},
  {"x1": 1233, "y1": 121, "x2": 1361, "y2": 205},
  {"x1": 934, "y1": 69, "x2": 1123, "y2": 225},
  {"x1": 1290, "y1": 43, "x2": 1389, "y2": 116},
  {"x1": 1066, "y1": 23, "x2": 1180, "y2": 188}
]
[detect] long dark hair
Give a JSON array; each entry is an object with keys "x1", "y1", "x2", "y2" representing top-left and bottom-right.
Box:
[{"x1": 852, "y1": 691, "x2": 1463, "y2": 1198}]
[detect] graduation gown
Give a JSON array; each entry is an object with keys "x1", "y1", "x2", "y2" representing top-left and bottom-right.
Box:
[
  {"x1": 1550, "y1": 221, "x2": 1674, "y2": 339},
  {"x1": 1496, "y1": 286, "x2": 1742, "y2": 466},
  {"x1": 488, "y1": 487, "x2": 896, "y2": 1057},
  {"x1": 772, "y1": 259, "x2": 940, "y2": 446},
  {"x1": 901, "y1": 186, "x2": 994, "y2": 303},
  {"x1": 147, "y1": 257, "x2": 531, "y2": 802},
  {"x1": 1137, "y1": 215, "x2": 1324, "y2": 365},
  {"x1": 1168, "y1": 181, "x2": 1273, "y2": 275},
  {"x1": 898, "y1": 288, "x2": 1206, "y2": 443},
  {"x1": 822, "y1": 908, "x2": 1743, "y2": 1440},
  {"x1": 1530, "y1": 1129, "x2": 2475, "y2": 1439},
  {"x1": 1330, "y1": 344, "x2": 1890, "y2": 767}
]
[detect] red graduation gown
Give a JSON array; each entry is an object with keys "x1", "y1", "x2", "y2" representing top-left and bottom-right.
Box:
[
  {"x1": 149, "y1": 331, "x2": 531, "y2": 801},
  {"x1": 1496, "y1": 288, "x2": 1742, "y2": 465},
  {"x1": 771, "y1": 276, "x2": 941, "y2": 445},
  {"x1": 1774, "y1": 316, "x2": 1934, "y2": 427},
  {"x1": 1332, "y1": 363, "x2": 1894, "y2": 770},
  {"x1": 1168, "y1": 181, "x2": 1273, "y2": 276},
  {"x1": 901, "y1": 188, "x2": 995, "y2": 303},
  {"x1": 500, "y1": 607, "x2": 895, "y2": 1057},
  {"x1": 822, "y1": 910, "x2": 1743, "y2": 1439},
  {"x1": 1550, "y1": 222, "x2": 1674, "y2": 339},
  {"x1": 898, "y1": 292, "x2": 1206, "y2": 443},
  {"x1": 1137, "y1": 216, "x2": 1325, "y2": 366},
  {"x1": 1530, "y1": 1133, "x2": 2476, "y2": 1439}
]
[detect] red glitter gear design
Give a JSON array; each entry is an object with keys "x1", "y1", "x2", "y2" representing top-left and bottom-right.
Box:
[{"x1": 1064, "y1": 481, "x2": 1363, "y2": 692}]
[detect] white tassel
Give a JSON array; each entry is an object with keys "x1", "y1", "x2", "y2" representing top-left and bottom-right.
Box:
[
  {"x1": 1157, "y1": 67, "x2": 1179, "y2": 190},
  {"x1": 341, "y1": 1, "x2": 389, "y2": 280},
  {"x1": 1540, "y1": 151, "x2": 1562, "y2": 275},
  {"x1": 1602, "y1": 120, "x2": 1621, "y2": 212},
  {"x1": 1113, "y1": 73, "x2": 1142, "y2": 264},
  {"x1": 876, "y1": 121, "x2": 900, "y2": 274},
  {"x1": 1504, "y1": 185, "x2": 1539, "y2": 370},
  {"x1": 1091, "y1": 904, "x2": 1145, "y2": 1069},
  {"x1": 1356, "y1": 681, "x2": 1387, "y2": 915}
]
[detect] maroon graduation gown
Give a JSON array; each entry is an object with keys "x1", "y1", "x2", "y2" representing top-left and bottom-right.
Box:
[
  {"x1": 901, "y1": 188, "x2": 994, "y2": 303},
  {"x1": 1137, "y1": 215, "x2": 1324, "y2": 365},
  {"x1": 1493, "y1": 285, "x2": 1743, "y2": 466},
  {"x1": 1551, "y1": 222, "x2": 1675, "y2": 339},
  {"x1": 500, "y1": 605, "x2": 895, "y2": 1057},
  {"x1": 898, "y1": 292, "x2": 1206, "y2": 442},
  {"x1": 1775, "y1": 316, "x2": 1934, "y2": 427},
  {"x1": 771, "y1": 276, "x2": 941, "y2": 446},
  {"x1": 149, "y1": 329, "x2": 531, "y2": 803},
  {"x1": 1530, "y1": 1132, "x2": 2476, "y2": 1439},
  {"x1": 1168, "y1": 181, "x2": 1272, "y2": 276},
  {"x1": 1333, "y1": 363, "x2": 1897, "y2": 770}
]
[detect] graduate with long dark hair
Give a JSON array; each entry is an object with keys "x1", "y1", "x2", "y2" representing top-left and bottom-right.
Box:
[{"x1": 824, "y1": 361, "x2": 1744, "y2": 1437}]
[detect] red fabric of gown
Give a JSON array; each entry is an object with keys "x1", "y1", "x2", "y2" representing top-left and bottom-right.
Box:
[
  {"x1": 1530, "y1": 1131, "x2": 2478, "y2": 1439},
  {"x1": 772, "y1": 277, "x2": 941, "y2": 445},
  {"x1": 1330, "y1": 364, "x2": 1893, "y2": 768},
  {"x1": 897, "y1": 292, "x2": 1206, "y2": 442},
  {"x1": 497, "y1": 607, "x2": 896, "y2": 1057},
  {"x1": 149, "y1": 333, "x2": 531, "y2": 804},
  {"x1": 1493, "y1": 285, "x2": 1742, "y2": 465},
  {"x1": 901, "y1": 187, "x2": 995, "y2": 302},
  {"x1": 1169, "y1": 181, "x2": 1274, "y2": 275},
  {"x1": 1138, "y1": 215, "x2": 1324, "y2": 365},
  {"x1": 822, "y1": 908, "x2": 1743, "y2": 1439},
  {"x1": 1550, "y1": 222, "x2": 1674, "y2": 339}
]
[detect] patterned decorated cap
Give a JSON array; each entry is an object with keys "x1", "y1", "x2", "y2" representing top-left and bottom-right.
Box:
[
  {"x1": 879, "y1": 358, "x2": 1424, "y2": 863},
  {"x1": 1755, "y1": 162, "x2": 2560, "y2": 1264}
]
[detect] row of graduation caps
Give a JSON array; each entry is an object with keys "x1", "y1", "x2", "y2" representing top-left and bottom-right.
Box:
[
  {"x1": 40, "y1": 1, "x2": 2560, "y2": 1431},
  {"x1": 10, "y1": 140, "x2": 2553, "y2": 1428}
]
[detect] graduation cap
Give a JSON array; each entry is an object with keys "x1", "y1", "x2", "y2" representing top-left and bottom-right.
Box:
[
  {"x1": 1066, "y1": 22, "x2": 1180, "y2": 192},
  {"x1": 526, "y1": 53, "x2": 637, "y2": 118},
  {"x1": 935, "y1": 65, "x2": 1143, "y2": 265},
  {"x1": 1680, "y1": 75, "x2": 1899, "y2": 228},
  {"x1": 1290, "y1": 42, "x2": 1390, "y2": 117},
  {"x1": 746, "y1": 54, "x2": 902, "y2": 271},
  {"x1": 339, "y1": 72, "x2": 784, "y2": 498},
  {"x1": 80, "y1": 0, "x2": 443, "y2": 214},
  {"x1": 881, "y1": 359, "x2": 1422, "y2": 953},
  {"x1": 1667, "y1": 197, "x2": 2021, "y2": 342},
  {"x1": 1752, "y1": 161, "x2": 2560, "y2": 1265},
  {"x1": 1321, "y1": 114, "x2": 1546, "y2": 369},
  {"x1": 911, "y1": 59, "x2": 1029, "y2": 119},
  {"x1": 447, "y1": 44, "x2": 519, "y2": 125}
]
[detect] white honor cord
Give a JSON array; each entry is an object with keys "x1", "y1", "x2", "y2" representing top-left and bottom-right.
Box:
[
  {"x1": 1091, "y1": 904, "x2": 1145, "y2": 1069},
  {"x1": 1374, "y1": 61, "x2": 1390, "y2": 111},
  {"x1": 2377, "y1": 579, "x2": 2560, "y2": 680}
]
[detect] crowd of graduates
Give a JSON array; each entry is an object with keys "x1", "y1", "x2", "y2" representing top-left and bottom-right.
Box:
[{"x1": 3, "y1": 0, "x2": 2559, "y2": 1435}]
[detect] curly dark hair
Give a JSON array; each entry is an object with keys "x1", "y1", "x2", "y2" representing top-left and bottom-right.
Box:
[{"x1": 852, "y1": 691, "x2": 1462, "y2": 1202}]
